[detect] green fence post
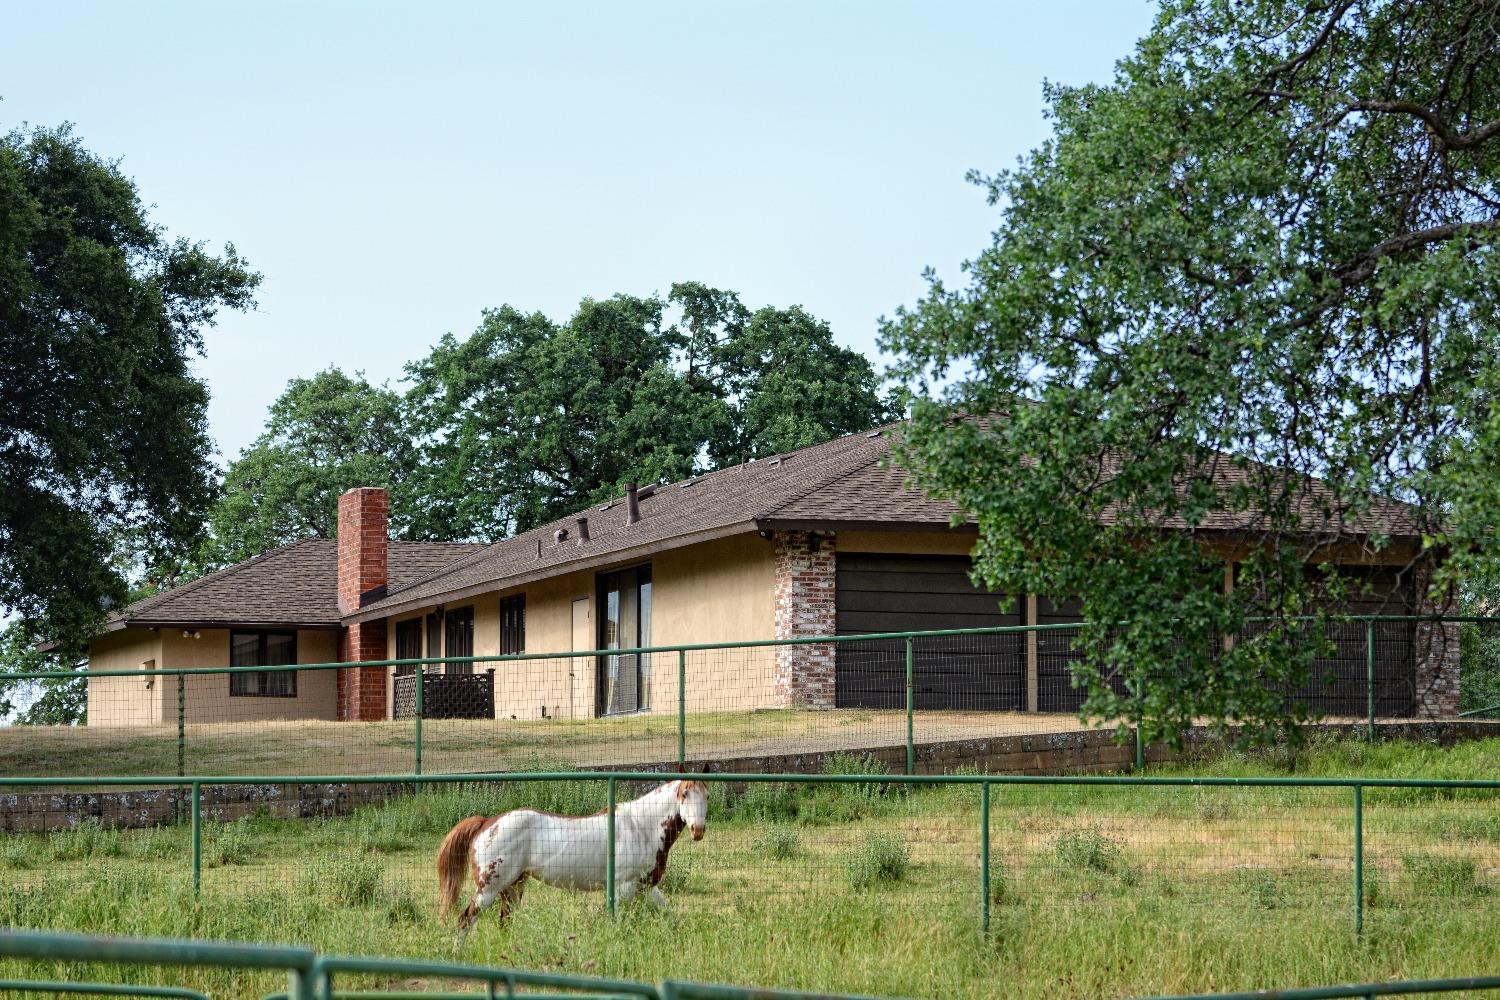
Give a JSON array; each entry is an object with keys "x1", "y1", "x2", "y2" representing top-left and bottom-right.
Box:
[
  {"x1": 677, "y1": 649, "x2": 687, "y2": 767},
  {"x1": 980, "y1": 781, "x2": 991, "y2": 934},
  {"x1": 905, "y1": 636, "x2": 915, "y2": 776},
  {"x1": 176, "y1": 672, "x2": 185, "y2": 779},
  {"x1": 1353, "y1": 783, "x2": 1364, "y2": 937},
  {"x1": 190, "y1": 780, "x2": 202, "y2": 897},
  {"x1": 606, "y1": 777, "x2": 617, "y2": 916},
  {"x1": 1366, "y1": 620, "x2": 1376, "y2": 744},
  {"x1": 1135, "y1": 726, "x2": 1145, "y2": 773},
  {"x1": 288, "y1": 966, "x2": 315, "y2": 1000},
  {"x1": 414, "y1": 662, "x2": 425, "y2": 777}
]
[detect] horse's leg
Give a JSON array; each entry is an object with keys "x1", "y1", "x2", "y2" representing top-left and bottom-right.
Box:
[
  {"x1": 647, "y1": 886, "x2": 668, "y2": 910},
  {"x1": 496, "y1": 874, "x2": 528, "y2": 919},
  {"x1": 454, "y1": 858, "x2": 522, "y2": 947}
]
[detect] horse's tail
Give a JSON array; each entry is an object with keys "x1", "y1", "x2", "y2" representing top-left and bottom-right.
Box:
[{"x1": 437, "y1": 815, "x2": 488, "y2": 918}]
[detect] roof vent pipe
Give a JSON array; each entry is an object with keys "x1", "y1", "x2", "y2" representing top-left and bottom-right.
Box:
[
  {"x1": 553, "y1": 527, "x2": 569, "y2": 545},
  {"x1": 575, "y1": 516, "x2": 590, "y2": 544},
  {"x1": 625, "y1": 483, "x2": 640, "y2": 525}
]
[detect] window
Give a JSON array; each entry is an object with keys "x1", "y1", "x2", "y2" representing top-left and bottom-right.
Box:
[
  {"x1": 444, "y1": 606, "x2": 474, "y2": 674},
  {"x1": 598, "y1": 564, "x2": 651, "y2": 715},
  {"x1": 229, "y1": 631, "x2": 297, "y2": 697},
  {"x1": 501, "y1": 595, "x2": 526, "y2": 655},
  {"x1": 395, "y1": 619, "x2": 422, "y2": 676}
]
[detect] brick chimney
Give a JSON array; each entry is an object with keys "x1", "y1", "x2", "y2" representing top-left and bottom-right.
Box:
[{"x1": 336, "y1": 487, "x2": 389, "y2": 721}]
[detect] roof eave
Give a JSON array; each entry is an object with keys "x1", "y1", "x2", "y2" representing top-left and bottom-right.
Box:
[
  {"x1": 755, "y1": 517, "x2": 976, "y2": 534},
  {"x1": 345, "y1": 520, "x2": 764, "y2": 624}
]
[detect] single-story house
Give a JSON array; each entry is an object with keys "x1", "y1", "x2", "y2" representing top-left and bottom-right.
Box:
[{"x1": 84, "y1": 424, "x2": 1458, "y2": 727}]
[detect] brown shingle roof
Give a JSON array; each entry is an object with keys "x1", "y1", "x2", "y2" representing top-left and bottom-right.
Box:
[
  {"x1": 349, "y1": 423, "x2": 1424, "y2": 622},
  {"x1": 109, "y1": 539, "x2": 485, "y2": 631}
]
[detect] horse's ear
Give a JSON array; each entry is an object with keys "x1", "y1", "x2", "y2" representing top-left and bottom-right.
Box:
[{"x1": 675, "y1": 761, "x2": 686, "y2": 775}]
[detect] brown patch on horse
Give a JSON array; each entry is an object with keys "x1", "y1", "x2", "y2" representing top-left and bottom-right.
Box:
[
  {"x1": 674, "y1": 779, "x2": 707, "y2": 800},
  {"x1": 646, "y1": 814, "x2": 686, "y2": 887}
]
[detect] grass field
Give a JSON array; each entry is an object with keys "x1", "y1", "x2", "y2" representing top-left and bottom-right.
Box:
[
  {"x1": 0, "y1": 708, "x2": 1103, "y2": 779},
  {"x1": 2, "y1": 737, "x2": 1499, "y2": 998}
]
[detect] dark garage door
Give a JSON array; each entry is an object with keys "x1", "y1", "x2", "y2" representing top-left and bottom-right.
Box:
[{"x1": 834, "y1": 554, "x2": 1024, "y2": 710}]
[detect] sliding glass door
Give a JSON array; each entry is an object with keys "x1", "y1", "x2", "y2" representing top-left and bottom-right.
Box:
[{"x1": 598, "y1": 565, "x2": 651, "y2": 716}]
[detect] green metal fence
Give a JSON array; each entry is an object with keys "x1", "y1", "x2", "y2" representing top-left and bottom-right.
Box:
[
  {"x1": 3, "y1": 929, "x2": 1500, "y2": 1000},
  {"x1": 1, "y1": 768, "x2": 1497, "y2": 940},
  {"x1": 0, "y1": 615, "x2": 1493, "y2": 782}
]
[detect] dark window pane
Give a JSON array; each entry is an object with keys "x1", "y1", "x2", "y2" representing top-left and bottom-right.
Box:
[
  {"x1": 229, "y1": 631, "x2": 298, "y2": 697},
  {"x1": 501, "y1": 595, "x2": 526, "y2": 655},
  {"x1": 230, "y1": 632, "x2": 260, "y2": 667},
  {"x1": 445, "y1": 607, "x2": 474, "y2": 671}
]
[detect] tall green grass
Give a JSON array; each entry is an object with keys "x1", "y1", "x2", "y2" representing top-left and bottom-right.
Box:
[{"x1": 0, "y1": 739, "x2": 1498, "y2": 999}]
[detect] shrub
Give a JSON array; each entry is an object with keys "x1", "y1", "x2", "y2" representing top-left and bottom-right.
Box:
[
  {"x1": 127, "y1": 827, "x2": 179, "y2": 862},
  {"x1": 1403, "y1": 853, "x2": 1487, "y2": 896},
  {"x1": 301, "y1": 855, "x2": 381, "y2": 907},
  {"x1": 1053, "y1": 826, "x2": 1123, "y2": 875},
  {"x1": 382, "y1": 889, "x2": 423, "y2": 925},
  {"x1": 824, "y1": 752, "x2": 889, "y2": 799},
  {"x1": 1235, "y1": 870, "x2": 1282, "y2": 910},
  {"x1": 846, "y1": 831, "x2": 910, "y2": 890},
  {"x1": 753, "y1": 827, "x2": 800, "y2": 861},
  {"x1": 658, "y1": 851, "x2": 701, "y2": 895},
  {"x1": 0, "y1": 837, "x2": 39, "y2": 869},
  {"x1": 205, "y1": 820, "x2": 258, "y2": 867},
  {"x1": 734, "y1": 782, "x2": 801, "y2": 824},
  {"x1": 49, "y1": 819, "x2": 122, "y2": 861}
]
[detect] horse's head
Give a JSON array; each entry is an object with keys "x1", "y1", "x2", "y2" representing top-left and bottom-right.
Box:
[{"x1": 674, "y1": 780, "x2": 708, "y2": 840}]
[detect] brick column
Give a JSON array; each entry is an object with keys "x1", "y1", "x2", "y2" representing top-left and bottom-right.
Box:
[
  {"x1": 773, "y1": 530, "x2": 837, "y2": 708},
  {"x1": 1413, "y1": 571, "x2": 1460, "y2": 718},
  {"x1": 337, "y1": 487, "x2": 390, "y2": 721}
]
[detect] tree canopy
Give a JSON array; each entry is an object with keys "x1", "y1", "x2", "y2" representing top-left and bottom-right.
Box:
[
  {"x1": 0, "y1": 124, "x2": 260, "y2": 651},
  {"x1": 201, "y1": 285, "x2": 898, "y2": 560},
  {"x1": 882, "y1": 0, "x2": 1500, "y2": 746},
  {"x1": 204, "y1": 369, "x2": 413, "y2": 566}
]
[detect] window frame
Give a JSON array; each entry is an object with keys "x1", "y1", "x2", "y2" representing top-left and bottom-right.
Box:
[
  {"x1": 394, "y1": 618, "x2": 423, "y2": 676},
  {"x1": 500, "y1": 594, "x2": 526, "y2": 656},
  {"x1": 228, "y1": 630, "x2": 299, "y2": 698},
  {"x1": 444, "y1": 606, "x2": 475, "y2": 674}
]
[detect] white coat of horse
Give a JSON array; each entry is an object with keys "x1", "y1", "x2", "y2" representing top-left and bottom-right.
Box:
[{"x1": 437, "y1": 779, "x2": 709, "y2": 940}]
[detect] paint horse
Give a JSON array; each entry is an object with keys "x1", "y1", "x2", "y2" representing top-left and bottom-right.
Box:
[{"x1": 437, "y1": 778, "x2": 709, "y2": 941}]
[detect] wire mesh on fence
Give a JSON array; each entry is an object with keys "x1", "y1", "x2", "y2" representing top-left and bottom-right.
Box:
[
  {"x1": 3, "y1": 769, "x2": 1500, "y2": 995},
  {"x1": 1, "y1": 618, "x2": 1498, "y2": 784}
]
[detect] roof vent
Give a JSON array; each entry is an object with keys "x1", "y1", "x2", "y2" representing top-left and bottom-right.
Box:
[
  {"x1": 680, "y1": 479, "x2": 695, "y2": 489},
  {"x1": 536, "y1": 538, "x2": 543, "y2": 560},
  {"x1": 866, "y1": 430, "x2": 882, "y2": 438},
  {"x1": 575, "y1": 517, "x2": 590, "y2": 544},
  {"x1": 768, "y1": 457, "x2": 782, "y2": 466},
  {"x1": 553, "y1": 527, "x2": 569, "y2": 545},
  {"x1": 625, "y1": 483, "x2": 641, "y2": 525},
  {"x1": 637, "y1": 484, "x2": 657, "y2": 500}
]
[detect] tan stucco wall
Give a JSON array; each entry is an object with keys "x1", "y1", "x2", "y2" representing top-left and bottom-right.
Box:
[
  {"x1": 653, "y1": 531, "x2": 777, "y2": 714},
  {"x1": 86, "y1": 629, "x2": 165, "y2": 727},
  {"x1": 168, "y1": 628, "x2": 340, "y2": 726},
  {"x1": 377, "y1": 532, "x2": 780, "y2": 721}
]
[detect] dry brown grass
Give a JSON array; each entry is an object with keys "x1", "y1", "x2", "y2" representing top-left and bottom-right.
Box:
[{"x1": 0, "y1": 709, "x2": 1103, "y2": 781}]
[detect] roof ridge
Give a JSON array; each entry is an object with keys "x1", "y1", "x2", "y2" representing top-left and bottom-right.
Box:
[{"x1": 119, "y1": 537, "x2": 322, "y2": 621}]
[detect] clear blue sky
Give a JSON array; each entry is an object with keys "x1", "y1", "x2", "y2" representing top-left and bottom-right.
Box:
[{"x1": 3, "y1": 2, "x2": 1157, "y2": 460}]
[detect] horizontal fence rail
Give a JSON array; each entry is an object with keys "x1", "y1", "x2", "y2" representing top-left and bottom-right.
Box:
[
  {"x1": 1, "y1": 616, "x2": 1495, "y2": 784},
  {"x1": 3, "y1": 769, "x2": 1500, "y2": 944},
  {"x1": 2, "y1": 930, "x2": 1499, "y2": 1000}
]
